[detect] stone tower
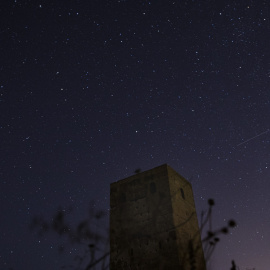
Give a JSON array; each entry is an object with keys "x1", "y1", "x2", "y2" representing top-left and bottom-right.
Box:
[{"x1": 110, "y1": 164, "x2": 206, "y2": 270}]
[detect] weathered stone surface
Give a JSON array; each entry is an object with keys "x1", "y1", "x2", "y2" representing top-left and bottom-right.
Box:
[{"x1": 110, "y1": 164, "x2": 206, "y2": 270}]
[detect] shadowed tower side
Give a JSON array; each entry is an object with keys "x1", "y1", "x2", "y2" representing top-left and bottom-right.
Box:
[{"x1": 110, "y1": 164, "x2": 206, "y2": 270}]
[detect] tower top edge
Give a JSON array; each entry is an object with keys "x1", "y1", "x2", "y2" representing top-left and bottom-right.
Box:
[{"x1": 111, "y1": 164, "x2": 190, "y2": 186}]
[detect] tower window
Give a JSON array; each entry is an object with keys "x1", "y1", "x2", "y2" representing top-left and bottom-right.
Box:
[
  {"x1": 150, "y1": 182, "x2": 156, "y2": 194},
  {"x1": 180, "y1": 188, "x2": 185, "y2": 199},
  {"x1": 120, "y1": 192, "x2": 126, "y2": 203},
  {"x1": 169, "y1": 230, "x2": 177, "y2": 240}
]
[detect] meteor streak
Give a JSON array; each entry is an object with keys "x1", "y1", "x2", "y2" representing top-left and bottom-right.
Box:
[{"x1": 237, "y1": 129, "x2": 270, "y2": 146}]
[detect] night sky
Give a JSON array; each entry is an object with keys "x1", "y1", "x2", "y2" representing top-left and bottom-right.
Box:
[{"x1": 1, "y1": 1, "x2": 270, "y2": 269}]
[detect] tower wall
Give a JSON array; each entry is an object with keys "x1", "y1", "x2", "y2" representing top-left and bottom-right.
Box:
[{"x1": 110, "y1": 164, "x2": 206, "y2": 270}]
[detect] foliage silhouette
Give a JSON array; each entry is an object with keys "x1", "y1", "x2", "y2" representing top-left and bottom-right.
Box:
[
  {"x1": 30, "y1": 206, "x2": 110, "y2": 270},
  {"x1": 31, "y1": 197, "x2": 237, "y2": 270}
]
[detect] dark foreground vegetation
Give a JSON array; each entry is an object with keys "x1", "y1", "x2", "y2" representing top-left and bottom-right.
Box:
[{"x1": 31, "y1": 198, "x2": 237, "y2": 270}]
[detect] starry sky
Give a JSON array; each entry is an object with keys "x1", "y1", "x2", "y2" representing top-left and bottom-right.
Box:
[{"x1": 1, "y1": 0, "x2": 270, "y2": 269}]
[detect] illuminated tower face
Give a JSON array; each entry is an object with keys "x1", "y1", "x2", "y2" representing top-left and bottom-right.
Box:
[{"x1": 110, "y1": 164, "x2": 206, "y2": 270}]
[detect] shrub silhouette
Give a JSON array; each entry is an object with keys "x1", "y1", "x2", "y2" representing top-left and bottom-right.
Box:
[
  {"x1": 31, "y1": 197, "x2": 237, "y2": 270},
  {"x1": 30, "y1": 206, "x2": 110, "y2": 269}
]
